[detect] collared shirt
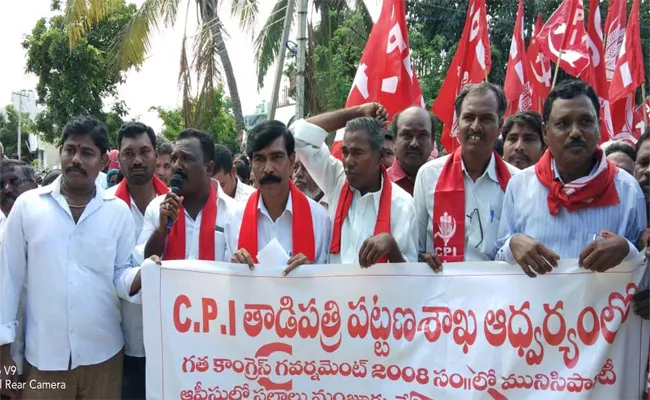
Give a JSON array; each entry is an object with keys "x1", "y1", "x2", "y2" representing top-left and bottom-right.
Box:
[
  {"x1": 96, "y1": 171, "x2": 108, "y2": 189},
  {"x1": 290, "y1": 119, "x2": 418, "y2": 264},
  {"x1": 413, "y1": 153, "x2": 520, "y2": 261},
  {"x1": 494, "y1": 164, "x2": 646, "y2": 263},
  {"x1": 235, "y1": 191, "x2": 331, "y2": 264},
  {"x1": 137, "y1": 184, "x2": 243, "y2": 261},
  {"x1": 0, "y1": 212, "x2": 24, "y2": 373},
  {"x1": 0, "y1": 176, "x2": 139, "y2": 371},
  {"x1": 233, "y1": 179, "x2": 256, "y2": 203},
  {"x1": 387, "y1": 157, "x2": 415, "y2": 195},
  {"x1": 105, "y1": 183, "x2": 169, "y2": 358}
]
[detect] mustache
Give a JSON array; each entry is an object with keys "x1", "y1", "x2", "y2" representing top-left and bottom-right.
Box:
[
  {"x1": 510, "y1": 153, "x2": 531, "y2": 161},
  {"x1": 66, "y1": 166, "x2": 87, "y2": 176},
  {"x1": 565, "y1": 140, "x2": 586, "y2": 148},
  {"x1": 130, "y1": 166, "x2": 148, "y2": 173},
  {"x1": 259, "y1": 174, "x2": 282, "y2": 185}
]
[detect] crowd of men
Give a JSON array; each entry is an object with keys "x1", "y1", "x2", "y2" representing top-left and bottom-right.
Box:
[{"x1": 0, "y1": 79, "x2": 648, "y2": 399}]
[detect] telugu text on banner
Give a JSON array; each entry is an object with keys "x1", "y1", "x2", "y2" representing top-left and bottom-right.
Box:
[{"x1": 141, "y1": 258, "x2": 648, "y2": 400}]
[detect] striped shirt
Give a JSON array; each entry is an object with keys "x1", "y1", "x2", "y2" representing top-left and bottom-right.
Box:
[{"x1": 494, "y1": 164, "x2": 646, "y2": 263}]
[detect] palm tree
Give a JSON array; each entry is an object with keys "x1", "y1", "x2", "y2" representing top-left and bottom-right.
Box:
[
  {"x1": 231, "y1": 0, "x2": 373, "y2": 92},
  {"x1": 64, "y1": 0, "x2": 250, "y2": 132}
]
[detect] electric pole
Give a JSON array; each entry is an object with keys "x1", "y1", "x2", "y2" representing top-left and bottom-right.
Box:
[
  {"x1": 268, "y1": 0, "x2": 295, "y2": 120},
  {"x1": 295, "y1": 0, "x2": 308, "y2": 120},
  {"x1": 12, "y1": 90, "x2": 29, "y2": 161}
]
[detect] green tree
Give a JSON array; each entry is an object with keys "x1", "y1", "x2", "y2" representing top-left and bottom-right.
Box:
[
  {"x1": 63, "y1": 0, "x2": 253, "y2": 133},
  {"x1": 22, "y1": 1, "x2": 136, "y2": 148},
  {"x1": 152, "y1": 87, "x2": 239, "y2": 153},
  {"x1": 0, "y1": 106, "x2": 37, "y2": 163}
]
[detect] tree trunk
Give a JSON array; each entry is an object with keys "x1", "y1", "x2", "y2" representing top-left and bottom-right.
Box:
[{"x1": 208, "y1": 12, "x2": 246, "y2": 132}]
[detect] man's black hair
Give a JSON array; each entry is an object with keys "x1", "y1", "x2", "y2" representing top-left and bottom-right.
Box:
[
  {"x1": 454, "y1": 82, "x2": 508, "y2": 121},
  {"x1": 117, "y1": 122, "x2": 157, "y2": 150},
  {"x1": 246, "y1": 120, "x2": 295, "y2": 158},
  {"x1": 42, "y1": 169, "x2": 62, "y2": 186},
  {"x1": 390, "y1": 108, "x2": 437, "y2": 136},
  {"x1": 604, "y1": 141, "x2": 636, "y2": 161},
  {"x1": 501, "y1": 111, "x2": 544, "y2": 142},
  {"x1": 61, "y1": 116, "x2": 109, "y2": 154},
  {"x1": 156, "y1": 137, "x2": 173, "y2": 155},
  {"x1": 542, "y1": 79, "x2": 600, "y2": 123},
  {"x1": 214, "y1": 144, "x2": 234, "y2": 174},
  {"x1": 0, "y1": 159, "x2": 37, "y2": 183},
  {"x1": 177, "y1": 129, "x2": 215, "y2": 163}
]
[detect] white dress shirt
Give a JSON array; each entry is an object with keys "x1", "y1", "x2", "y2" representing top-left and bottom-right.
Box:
[
  {"x1": 0, "y1": 176, "x2": 139, "y2": 371},
  {"x1": 234, "y1": 191, "x2": 331, "y2": 264},
  {"x1": 105, "y1": 184, "x2": 168, "y2": 358},
  {"x1": 0, "y1": 212, "x2": 25, "y2": 374},
  {"x1": 137, "y1": 184, "x2": 243, "y2": 261},
  {"x1": 96, "y1": 171, "x2": 108, "y2": 189},
  {"x1": 233, "y1": 179, "x2": 256, "y2": 203},
  {"x1": 413, "y1": 153, "x2": 520, "y2": 261},
  {"x1": 290, "y1": 119, "x2": 418, "y2": 264}
]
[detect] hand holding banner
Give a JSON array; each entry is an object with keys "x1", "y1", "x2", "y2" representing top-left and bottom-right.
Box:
[{"x1": 142, "y1": 258, "x2": 648, "y2": 399}]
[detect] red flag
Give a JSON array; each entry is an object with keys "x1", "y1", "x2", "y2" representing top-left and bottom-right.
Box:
[
  {"x1": 331, "y1": 0, "x2": 424, "y2": 159},
  {"x1": 581, "y1": 0, "x2": 613, "y2": 143},
  {"x1": 432, "y1": 0, "x2": 491, "y2": 152},
  {"x1": 603, "y1": 0, "x2": 630, "y2": 140},
  {"x1": 535, "y1": 0, "x2": 590, "y2": 78},
  {"x1": 609, "y1": 0, "x2": 644, "y2": 104},
  {"x1": 603, "y1": 0, "x2": 627, "y2": 82},
  {"x1": 526, "y1": 13, "x2": 551, "y2": 113},
  {"x1": 504, "y1": 0, "x2": 532, "y2": 115}
]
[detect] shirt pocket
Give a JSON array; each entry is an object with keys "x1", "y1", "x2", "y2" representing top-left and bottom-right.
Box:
[
  {"x1": 74, "y1": 235, "x2": 117, "y2": 273},
  {"x1": 215, "y1": 231, "x2": 227, "y2": 262}
]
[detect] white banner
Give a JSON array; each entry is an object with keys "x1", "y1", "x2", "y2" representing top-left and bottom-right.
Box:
[{"x1": 142, "y1": 258, "x2": 649, "y2": 400}]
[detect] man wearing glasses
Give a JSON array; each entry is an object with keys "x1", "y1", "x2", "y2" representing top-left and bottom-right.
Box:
[
  {"x1": 414, "y1": 83, "x2": 519, "y2": 271},
  {"x1": 0, "y1": 159, "x2": 37, "y2": 395},
  {"x1": 0, "y1": 159, "x2": 38, "y2": 236}
]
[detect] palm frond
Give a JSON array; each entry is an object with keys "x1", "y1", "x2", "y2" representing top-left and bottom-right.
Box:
[
  {"x1": 351, "y1": 0, "x2": 373, "y2": 33},
  {"x1": 108, "y1": 0, "x2": 180, "y2": 70},
  {"x1": 179, "y1": 36, "x2": 194, "y2": 127},
  {"x1": 230, "y1": 0, "x2": 259, "y2": 34},
  {"x1": 192, "y1": 15, "x2": 223, "y2": 127},
  {"x1": 253, "y1": 0, "x2": 293, "y2": 89},
  {"x1": 65, "y1": 0, "x2": 122, "y2": 50}
]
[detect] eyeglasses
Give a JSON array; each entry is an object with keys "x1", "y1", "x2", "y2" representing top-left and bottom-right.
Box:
[
  {"x1": 0, "y1": 177, "x2": 34, "y2": 190},
  {"x1": 466, "y1": 208, "x2": 484, "y2": 248}
]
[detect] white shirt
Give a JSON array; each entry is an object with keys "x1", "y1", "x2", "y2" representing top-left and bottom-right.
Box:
[
  {"x1": 237, "y1": 191, "x2": 331, "y2": 264},
  {"x1": 105, "y1": 183, "x2": 169, "y2": 358},
  {"x1": 0, "y1": 212, "x2": 24, "y2": 374},
  {"x1": 233, "y1": 179, "x2": 256, "y2": 203},
  {"x1": 290, "y1": 119, "x2": 418, "y2": 264},
  {"x1": 137, "y1": 184, "x2": 243, "y2": 261},
  {"x1": 413, "y1": 153, "x2": 520, "y2": 261},
  {"x1": 96, "y1": 171, "x2": 108, "y2": 189},
  {"x1": 0, "y1": 176, "x2": 140, "y2": 371}
]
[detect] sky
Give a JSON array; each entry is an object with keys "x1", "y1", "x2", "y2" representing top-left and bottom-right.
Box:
[{"x1": 0, "y1": 0, "x2": 381, "y2": 133}]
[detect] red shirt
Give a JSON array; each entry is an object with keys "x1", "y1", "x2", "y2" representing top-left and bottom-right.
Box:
[{"x1": 387, "y1": 158, "x2": 414, "y2": 196}]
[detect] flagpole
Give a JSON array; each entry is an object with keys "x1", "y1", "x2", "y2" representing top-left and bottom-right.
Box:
[
  {"x1": 643, "y1": 82, "x2": 648, "y2": 127},
  {"x1": 552, "y1": 51, "x2": 563, "y2": 89}
]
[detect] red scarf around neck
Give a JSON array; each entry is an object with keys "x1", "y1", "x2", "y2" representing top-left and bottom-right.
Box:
[
  {"x1": 114, "y1": 175, "x2": 169, "y2": 207},
  {"x1": 534, "y1": 149, "x2": 620, "y2": 215},
  {"x1": 164, "y1": 185, "x2": 217, "y2": 260},
  {"x1": 238, "y1": 181, "x2": 315, "y2": 263},
  {"x1": 330, "y1": 166, "x2": 392, "y2": 263},
  {"x1": 433, "y1": 149, "x2": 511, "y2": 262}
]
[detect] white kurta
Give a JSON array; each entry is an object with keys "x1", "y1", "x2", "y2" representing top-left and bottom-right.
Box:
[{"x1": 290, "y1": 119, "x2": 418, "y2": 264}]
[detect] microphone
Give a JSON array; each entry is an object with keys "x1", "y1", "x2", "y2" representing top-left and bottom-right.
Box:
[{"x1": 166, "y1": 172, "x2": 186, "y2": 232}]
